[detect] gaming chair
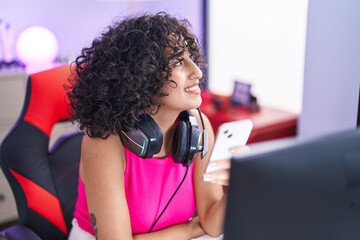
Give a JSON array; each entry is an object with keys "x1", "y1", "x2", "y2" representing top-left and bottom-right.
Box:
[{"x1": 0, "y1": 65, "x2": 83, "y2": 240}]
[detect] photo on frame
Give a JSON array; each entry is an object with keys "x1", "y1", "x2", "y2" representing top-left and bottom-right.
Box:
[{"x1": 231, "y1": 81, "x2": 252, "y2": 107}]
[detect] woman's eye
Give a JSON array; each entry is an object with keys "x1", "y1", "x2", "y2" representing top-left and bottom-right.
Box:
[{"x1": 174, "y1": 59, "x2": 183, "y2": 67}]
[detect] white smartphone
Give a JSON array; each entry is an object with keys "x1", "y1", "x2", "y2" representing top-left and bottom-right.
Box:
[{"x1": 205, "y1": 119, "x2": 253, "y2": 173}]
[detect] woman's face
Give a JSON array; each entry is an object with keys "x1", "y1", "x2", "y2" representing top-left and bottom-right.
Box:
[{"x1": 160, "y1": 49, "x2": 203, "y2": 112}]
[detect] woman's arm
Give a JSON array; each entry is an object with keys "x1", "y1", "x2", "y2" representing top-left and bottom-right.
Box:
[
  {"x1": 133, "y1": 216, "x2": 205, "y2": 240},
  {"x1": 80, "y1": 134, "x2": 206, "y2": 240},
  {"x1": 80, "y1": 134, "x2": 133, "y2": 239},
  {"x1": 192, "y1": 111, "x2": 228, "y2": 237}
]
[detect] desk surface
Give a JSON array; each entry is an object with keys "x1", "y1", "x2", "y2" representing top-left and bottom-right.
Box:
[{"x1": 200, "y1": 91, "x2": 298, "y2": 143}]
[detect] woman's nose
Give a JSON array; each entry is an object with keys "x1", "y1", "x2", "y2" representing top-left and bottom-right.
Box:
[{"x1": 189, "y1": 61, "x2": 203, "y2": 80}]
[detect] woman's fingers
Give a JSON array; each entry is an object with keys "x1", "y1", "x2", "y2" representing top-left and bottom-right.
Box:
[
  {"x1": 209, "y1": 159, "x2": 231, "y2": 170},
  {"x1": 208, "y1": 178, "x2": 230, "y2": 186},
  {"x1": 203, "y1": 166, "x2": 231, "y2": 186},
  {"x1": 229, "y1": 145, "x2": 250, "y2": 154},
  {"x1": 203, "y1": 145, "x2": 251, "y2": 186},
  {"x1": 206, "y1": 169, "x2": 230, "y2": 180}
]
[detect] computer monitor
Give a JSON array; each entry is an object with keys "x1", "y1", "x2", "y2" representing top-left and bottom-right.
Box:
[{"x1": 224, "y1": 128, "x2": 360, "y2": 240}]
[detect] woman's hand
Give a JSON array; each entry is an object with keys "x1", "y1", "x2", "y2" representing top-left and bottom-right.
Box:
[
  {"x1": 203, "y1": 146, "x2": 250, "y2": 186},
  {"x1": 203, "y1": 160, "x2": 231, "y2": 186},
  {"x1": 189, "y1": 216, "x2": 206, "y2": 238}
]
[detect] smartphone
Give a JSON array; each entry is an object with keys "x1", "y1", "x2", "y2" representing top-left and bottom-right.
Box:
[{"x1": 205, "y1": 119, "x2": 253, "y2": 173}]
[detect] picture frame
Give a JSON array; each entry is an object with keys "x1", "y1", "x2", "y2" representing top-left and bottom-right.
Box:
[{"x1": 231, "y1": 80, "x2": 252, "y2": 106}]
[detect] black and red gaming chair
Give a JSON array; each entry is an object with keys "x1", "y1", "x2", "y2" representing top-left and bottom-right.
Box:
[{"x1": 0, "y1": 65, "x2": 83, "y2": 240}]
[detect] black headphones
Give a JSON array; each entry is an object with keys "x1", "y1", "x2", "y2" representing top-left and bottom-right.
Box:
[{"x1": 120, "y1": 109, "x2": 208, "y2": 167}]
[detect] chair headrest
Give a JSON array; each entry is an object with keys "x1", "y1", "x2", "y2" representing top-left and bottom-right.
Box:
[{"x1": 23, "y1": 65, "x2": 72, "y2": 136}]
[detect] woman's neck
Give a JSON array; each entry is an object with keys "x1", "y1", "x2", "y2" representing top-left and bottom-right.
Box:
[{"x1": 150, "y1": 109, "x2": 181, "y2": 158}]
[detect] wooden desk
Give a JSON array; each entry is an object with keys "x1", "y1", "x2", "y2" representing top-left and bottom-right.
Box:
[{"x1": 200, "y1": 92, "x2": 298, "y2": 143}]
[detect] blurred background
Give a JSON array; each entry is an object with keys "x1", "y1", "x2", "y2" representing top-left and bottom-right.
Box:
[{"x1": 0, "y1": 0, "x2": 359, "y2": 228}]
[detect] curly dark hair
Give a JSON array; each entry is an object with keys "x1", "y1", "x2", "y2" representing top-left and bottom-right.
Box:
[{"x1": 66, "y1": 12, "x2": 205, "y2": 138}]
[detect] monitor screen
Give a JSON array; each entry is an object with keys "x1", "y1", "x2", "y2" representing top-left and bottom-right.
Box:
[{"x1": 224, "y1": 128, "x2": 360, "y2": 240}]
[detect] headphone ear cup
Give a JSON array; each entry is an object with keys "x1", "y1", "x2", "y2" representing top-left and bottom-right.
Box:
[
  {"x1": 185, "y1": 122, "x2": 201, "y2": 166},
  {"x1": 120, "y1": 115, "x2": 163, "y2": 158},
  {"x1": 172, "y1": 121, "x2": 190, "y2": 165}
]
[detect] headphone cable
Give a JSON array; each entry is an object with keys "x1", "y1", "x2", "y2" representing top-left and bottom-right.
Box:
[
  {"x1": 148, "y1": 108, "x2": 204, "y2": 232},
  {"x1": 197, "y1": 107, "x2": 205, "y2": 131},
  {"x1": 148, "y1": 165, "x2": 189, "y2": 233},
  {"x1": 197, "y1": 107, "x2": 208, "y2": 158}
]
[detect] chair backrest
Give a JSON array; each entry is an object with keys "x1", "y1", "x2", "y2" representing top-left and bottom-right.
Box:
[{"x1": 0, "y1": 65, "x2": 83, "y2": 240}]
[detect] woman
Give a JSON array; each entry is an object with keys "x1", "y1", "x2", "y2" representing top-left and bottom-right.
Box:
[{"x1": 67, "y1": 12, "x2": 229, "y2": 240}]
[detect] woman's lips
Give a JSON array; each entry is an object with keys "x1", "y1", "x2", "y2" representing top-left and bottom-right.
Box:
[{"x1": 184, "y1": 85, "x2": 200, "y2": 92}]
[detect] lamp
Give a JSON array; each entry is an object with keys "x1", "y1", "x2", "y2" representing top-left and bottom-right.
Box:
[{"x1": 16, "y1": 26, "x2": 59, "y2": 73}]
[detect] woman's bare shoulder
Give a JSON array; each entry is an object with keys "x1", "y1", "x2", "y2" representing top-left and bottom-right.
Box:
[
  {"x1": 82, "y1": 133, "x2": 122, "y2": 148},
  {"x1": 81, "y1": 133, "x2": 125, "y2": 168}
]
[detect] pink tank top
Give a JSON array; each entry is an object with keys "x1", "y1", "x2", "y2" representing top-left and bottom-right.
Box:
[{"x1": 73, "y1": 146, "x2": 196, "y2": 235}]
